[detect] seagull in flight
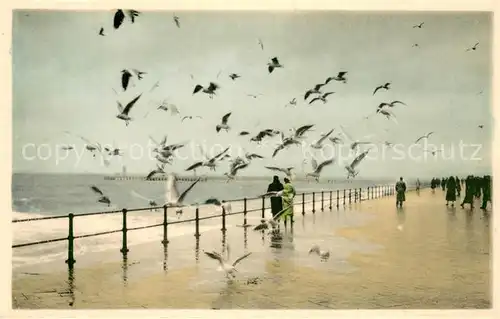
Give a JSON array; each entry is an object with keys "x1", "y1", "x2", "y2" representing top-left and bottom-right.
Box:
[
  {"x1": 305, "y1": 158, "x2": 335, "y2": 182},
  {"x1": 264, "y1": 166, "x2": 295, "y2": 180},
  {"x1": 267, "y1": 57, "x2": 283, "y2": 74},
  {"x1": 165, "y1": 174, "x2": 201, "y2": 218},
  {"x1": 258, "y1": 38, "x2": 264, "y2": 50},
  {"x1": 250, "y1": 129, "x2": 280, "y2": 143},
  {"x1": 146, "y1": 164, "x2": 166, "y2": 180},
  {"x1": 121, "y1": 69, "x2": 133, "y2": 91},
  {"x1": 186, "y1": 146, "x2": 230, "y2": 172},
  {"x1": 90, "y1": 185, "x2": 111, "y2": 206},
  {"x1": 193, "y1": 82, "x2": 220, "y2": 99},
  {"x1": 377, "y1": 100, "x2": 407, "y2": 109},
  {"x1": 216, "y1": 112, "x2": 232, "y2": 133},
  {"x1": 204, "y1": 245, "x2": 252, "y2": 280},
  {"x1": 310, "y1": 129, "x2": 335, "y2": 149},
  {"x1": 325, "y1": 71, "x2": 348, "y2": 84},
  {"x1": 373, "y1": 82, "x2": 391, "y2": 95},
  {"x1": 414, "y1": 132, "x2": 434, "y2": 144},
  {"x1": 304, "y1": 83, "x2": 326, "y2": 100},
  {"x1": 345, "y1": 149, "x2": 370, "y2": 179},
  {"x1": 116, "y1": 93, "x2": 142, "y2": 126},
  {"x1": 229, "y1": 73, "x2": 241, "y2": 81},
  {"x1": 478, "y1": 125, "x2": 484, "y2": 129},
  {"x1": 423, "y1": 148, "x2": 443, "y2": 156},
  {"x1": 98, "y1": 27, "x2": 105, "y2": 36},
  {"x1": 113, "y1": 9, "x2": 140, "y2": 30},
  {"x1": 285, "y1": 98, "x2": 297, "y2": 107},
  {"x1": 181, "y1": 115, "x2": 203, "y2": 122},
  {"x1": 158, "y1": 101, "x2": 180, "y2": 116},
  {"x1": 412, "y1": 22, "x2": 424, "y2": 28},
  {"x1": 376, "y1": 109, "x2": 399, "y2": 124},
  {"x1": 224, "y1": 161, "x2": 249, "y2": 182},
  {"x1": 309, "y1": 92, "x2": 335, "y2": 105},
  {"x1": 309, "y1": 245, "x2": 330, "y2": 261},
  {"x1": 247, "y1": 93, "x2": 262, "y2": 99},
  {"x1": 466, "y1": 42, "x2": 479, "y2": 52},
  {"x1": 173, "y1": 14, "x2": 180, "y2": 28}
]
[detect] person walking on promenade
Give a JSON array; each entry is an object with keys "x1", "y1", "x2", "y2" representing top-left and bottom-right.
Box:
[
  {"x1": 416, "y1": 178, "x2": 421, "y2": 194},
  {"x1": 267, "y1": 175, "x2": 284, "y2": 218},
  {"x1": 474, "y1": 176, "x2": 482, "y2": 199},
  {"x1": 445, "y1": 175, "x2": 457, "y2": 207},
  {"x1": 455, "y1": 176, "x2": 462, "y2": 197},
  {"x1": 395, "y1": 177, "x2": 407, "y2": 208},
  {"x1": 431, "y1": 178, "x2": 437, "y2": 193},
  {"x1": 460, "y1": 175, "x2": 475, "y2": 209},
  {"x1": 280, "y1": 177, "x2": 296, "y2": 228},
  {"x1": 480, "y1": 175, "x2": 492, "y2": 211},
  {"x1": 441, "y1": 177, "x2": 446, "y2": 191}
]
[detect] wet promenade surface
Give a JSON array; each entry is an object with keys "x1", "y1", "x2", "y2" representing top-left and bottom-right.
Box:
[{"x1": 12, "y1": 189, "x2": 491, "y2": 309}]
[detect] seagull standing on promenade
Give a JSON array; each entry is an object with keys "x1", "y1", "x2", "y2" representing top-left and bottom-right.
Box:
[
  {"x1": 253, "y1": 209, "x2": 279, "y2": 232},
  {"x1": 216, "y1": 112, "x2": 232, "y2": 133},
  {"x1": 165, "y1": 174, "x2": 201, "y2": 218},
  {"x1": 204, "y1": 245, "x2": 252, "y2": 279},
  {"x1": 90, "y1": 186, "x2": 111, "y2": 207},
  {"x1": 309, "y1": 245, "x2": 330, "y2": 261},
  {"x1": 116, "y1": 93, "x2": 142, "y2": 126},
  {"x1": 373, "y1": 82, "x2": 391, "y2": 95}
]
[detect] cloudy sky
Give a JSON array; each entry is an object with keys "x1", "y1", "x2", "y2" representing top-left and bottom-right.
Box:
[{"x1": 12, "y1": 10, "x2": 492, "y2": 178}]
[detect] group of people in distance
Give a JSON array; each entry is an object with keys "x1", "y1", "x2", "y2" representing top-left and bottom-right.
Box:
[{"x1": 431, "y1": 175, "x2": 492, "y2": 211}]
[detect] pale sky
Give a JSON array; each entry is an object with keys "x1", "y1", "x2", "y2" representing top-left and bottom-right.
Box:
[{"x1": 12, "y1": 10, "x2": 493, "y2": 178}]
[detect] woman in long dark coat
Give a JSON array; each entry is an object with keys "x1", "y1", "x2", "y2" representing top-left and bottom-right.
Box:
[
  {"x1": 455, "y1": 176, "x2": 462, "y2": 197},
  {"x1": 445, "y1": 176, "x2": 457, "y2": 207},
  {"x1": 460, "y1": 175, "x2": 475, "y2": 209},
  {"x1": 267, "y1": 175, "x2": 284, "y2": 217},
  {"x1": 441, "y1": 177, "x2": 446, "y2": 191},
  {"x1": 480, "y1": 175, "x2": 492, "y2": 211}
]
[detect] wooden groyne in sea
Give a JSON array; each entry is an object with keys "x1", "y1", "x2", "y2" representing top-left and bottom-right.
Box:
[{"x1": 103, "y1": 175, "x2": 209, "y2": 182}]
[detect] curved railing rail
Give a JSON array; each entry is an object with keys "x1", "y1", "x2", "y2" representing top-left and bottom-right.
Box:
[{"x1": 12, "y1": 184, "x2": 424, "y2": 268}]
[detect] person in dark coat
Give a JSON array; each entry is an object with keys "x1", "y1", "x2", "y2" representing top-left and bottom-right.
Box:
[
  {"x1": 480, "y1": 175, "x2": 492, "y2": 211},
  {"x1": 441, "y1": 177, "x2": 446, "y2": 191},
  {"x1": 460, "y1": 175, "x2": 475, "y2": 209},
  {"x1": 474, "y1": 176, "x2": 482, "y2": 198},
  {"x1": 267, "y1": 175, "x2": 284, "y2": 217},
  {"x1": 445, "y1": 176, "x2": 457, "y2": 207},
  {"x1": 395, "y1": 177, "x2": 407, "y2": 208},
  {"x1": 455, "y1": 176, "x2": 462, "y2": 197},
  {"x1": 430, "y1": 178, "x2": 437, "y2": 193}
]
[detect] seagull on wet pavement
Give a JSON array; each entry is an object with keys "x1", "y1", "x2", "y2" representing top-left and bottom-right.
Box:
[
  {"x1": 309, "y1": 245, "x2": 330, "y2": 261},
  {"x1": 204, "y1": 245, "x2": 252, "y2": 279},
  {"x1": 304, "y1": 84, "x2": 325, "y2": 100}
]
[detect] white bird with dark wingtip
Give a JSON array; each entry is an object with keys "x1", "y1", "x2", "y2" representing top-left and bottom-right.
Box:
[
  {"x1": 116, "y1": 93, "x2": 142, "y2": 126},
  {"x1": 90, "y1": 185, "x2": 111, "y2": 206},
  {"x1": 165, "y1": 174, "x2": 201, "y2": 218},
  {"x1": 309, "y1": 245, "x2": 330, "y2": 261},
  {"x1": 414, "y1": 131, "x2": 434, "y2": 144},
  {"x1": 224, "y1": 161, "x2": 249, "y2": 182},
  {"x1": 203, "y1": 245, "x2": 253, "y2": 279},
  {"x1": 325, "y1": 71, "x2": 348, "y2": 84},
  {"x1": 311, "y1": 129, "x2": 335, "y2": 149},
  {"x1": 304, "y1": 83, "x2": 326, "y2": 100},
  {"x1": 216, "y1": 112, "x2": 232, "y2": 133},
  {"x1": 377, "y1": 100, "x2": 407, "y2": 109},
  {"x1": 376, "y1": 109, "x2": 399, "y2": 124},
  {"x1": 267, "y1": 57, "x2": 283, "y2": 74},
  {"x1": 193, "y1": 82, "x2": 220, "y2": 99},
  {"x1": 345, "y1": 149, "x2": 371, "y2": 179},
  {"x1": 285, "y1": 98, "x2": 297, "y2": 107},
  {"x1": 306, "y1": 158, "x2": 335, "y2": 182},
  {"x1": 309, "y1": 92, "x2": 335, "y2": 105},
  {"x1": 466, "y1": 42, "x2": 479, "y2": 52},
  {"x1": 146, "y1": 163, "x2": 166, "y2": 180},
  {"x1": 373, "y1": 82, "x2": 391, "y2": 95},
  {"x1": 264, "y1": 166, "x2": 295, "y2": 180},
  {"x1": 186, "y1": 146, "x2": 230, "y2": 173}
]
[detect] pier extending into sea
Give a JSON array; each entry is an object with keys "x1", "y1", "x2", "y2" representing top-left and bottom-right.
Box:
[{"x1": 11, "y1": 184, "x2": 491, "y2": 309}]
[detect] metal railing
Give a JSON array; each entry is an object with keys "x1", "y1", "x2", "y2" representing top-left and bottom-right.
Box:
[{"x1": 12, "y1": 184, "x2": 418, "y2": 268}]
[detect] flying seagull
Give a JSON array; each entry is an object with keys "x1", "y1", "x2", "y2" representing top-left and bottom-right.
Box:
[
  {"x1": 258, "y1": 38, "x2": 264, "y2": 50},
  {"x1": 304, "y1": 83, "x2": 326, "y2": 100},
  {"x1": 131, "y1": 69, "x2": 146, "y2": 80},
  {"x1": 373, "y1": 82, "x2": 391, "y2": 95},
  {"x1": 113, "y1": 9, "x2": 140, "y2": 30},
  {"x1": 158, "y1": 101, "x2": 180, "y2": 116},
  {"x1": 412, "y1": 22, "x2": 424, "y2": 28},
  {"x1": 60, "y1": 145, "x2": 74, "y2": 151},
  {"x1": 311, "y1": 129, "x2": 335, "y2": 149},
  {"x1": 305, "y1": 158, "x2": 335, "y2": 182},
  {"x1": 309, "y1": 92, "x2": 335, "y2": 105},
  {"x1": 193, "y1": 82, "x2": 220, "y2": 99},
  {"x1": 203, "y1": 245, "x2": 252, "y2": 279},
  {"x1": 478, "y1": 125, "x2": 484, "y2": 129},
  {"x1": 247, "y1": 93, "x2": 262, "y2": 99},
  {"x1": 98, "y1": 27, "x2": 105, "y2": 36},
  {"x1": 116, "y1": 93, "x2": 142, "y2": 126},
  {"x1": 224, "y1": 161, "x2": 249, "y2": 182},
  {"x1": 286, "y1": 98, "x2": 297, "y2": 107},
  {"x1": 271, "y1": 136, "x2": 301, "y2": 158},
  {"x1": 414, "y1": 132, "x2": 434, "y2": 144},
  {"x1": 466, "y1": 42, "x2": 479, "y2": 52},
  {"x1": 239, "y1": 131, "x2": 250, "y2": 136},
  {"x1": 90, "y1": 185, "x2": 111, "y2": 206},
  {"x1": 264, "y1": 166, "x2": 294, "y2": 180},
  {"x1": 181, "y1": 115, "x2": 203, "y2": 122},
  {"x1": 412, "y1": 43, "x2": 420, "y2": 48},
  {"x1": 423, "y1": 149, "x2": 443, "y2": 156},
  {"x1": 250, "y1": 129, "x2": 280, "y2": 143},
  {"x1": 267, "y1": 57, "x2": 283, "y2": 74},
  {"x1": 173, "y1": 14, "x2": 180, "y2": 28},
  {"x1": 216, "y1": 112, "x2": 232, "y2": 133},
  {"x1": 229, "y1": 73, "x2": 241, "y2": 81},
  {"x1": 165, "y1": 174, "x2": 201, "y2": 218},
  {"x1": 309, "y1": 245, "x2": 330, "y2": 261},
  {"x1": 186, "y1": 146, "x2": 230, "y2": 172},
  {"x1": 146, "y1": 164, "x2": 166, "y2": 180},
  {"x1": 376, "y1": 109, "x2": 399, "y2": 124},
  {"x1": 345, "y1": 149, "x2": 370, "y2": 179},
  {"x1": 131, "y1": 190, "x2": 159, "y2": 211},
  {"x1": 377, "y1": 100, "x2": 407, "y2": 109},
  {"x1": 121, "y1": 69, "x2": 133, "y2": 91},
  {"x1": 325, "y1": 71, "x2": 348, "y2": 84}
]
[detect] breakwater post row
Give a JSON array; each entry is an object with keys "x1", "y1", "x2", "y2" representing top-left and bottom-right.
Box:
[{"x1": 12, "y1": 184, "x2": 418, "y2": 270}]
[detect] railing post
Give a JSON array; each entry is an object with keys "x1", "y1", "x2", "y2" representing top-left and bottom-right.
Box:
[
  {"x1": 329, "y1": 190, "x2": 332, "y2": 210},
  {"x1": 336, "y1": 190, "x2": 339, "y2": 209},
  {"x1": 312, "y1": 192, "x2": 316, "y2": 213},
  {"x1": 301, "y1": 193, "x2": 305, "y2": 215},
  {"x1": 221, "y1": 205, "x2": 227, "y2": 232},
  {"x1": 120, "y1": 208, "x2": 129, "y2": 254},
  {"x1": 343, "y1": 189, "x2": 346, "y2": 206},
  {"x1": 194, "y1": 207, "x2": 200, "y2": 238},
  {"x1": 321, "y1": 191, "x2": 324, "y2": 211},
  {"x1": 349, "y1": 189, "x2": 352, "y2": 204},
  {"x1": 243, "y1": 198, "x2": 248, "y2": 226},
  {"x1": 65, "y1": 213, "x2": 76, "y2": 267},
  {"x1": 261, "y1": 196, "x2": 265, "y2": 219},
  {"x1": 161, "y1": 205, "x2": 169, "y2": 245}
]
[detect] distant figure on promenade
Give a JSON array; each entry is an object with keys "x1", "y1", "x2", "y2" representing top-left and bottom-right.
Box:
[
  {"x1": 480, "y1": 175, "x2": 492, "y2": 211},
  {"x1": 460, "y1": 175, "x2": 475, "y2": 209},
  {"x1": 455, "y1": 176, "x2": 462, "y2": 197},
  {"x1": 395, "y1": 177, "x2": 407, "y2": 208},
  {"x1": 416, "y1": 178, "x2": 421, "y2": 194},
  {"x1": 430, "y1": 178, "x2": 437, "y2": 193},
  {"x1": 474, "y1": 176, "x2": 482, "y2": 199},
  {"x1": 440, "y1": 177, "x2": 446, "y2": 191},
  {"x1": 267, "y1": 175, "x2": 284, "y2": 218},
  {"x1": 281, "y1": 177, "x2": 296, "y2": 228},
  {"x1": 445, "y1": 175, "x2": 457, "y2": 207}
]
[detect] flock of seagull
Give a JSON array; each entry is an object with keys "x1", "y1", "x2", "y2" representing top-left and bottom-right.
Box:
[{"x1": 47, "y1": 11, "x2": 487, "y2": 280}]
